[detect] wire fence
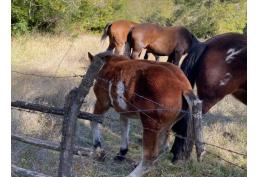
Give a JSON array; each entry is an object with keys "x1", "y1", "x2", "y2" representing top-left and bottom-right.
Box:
[{"x1": 12, "y1": 53, "x2": 246, "y2": 175}]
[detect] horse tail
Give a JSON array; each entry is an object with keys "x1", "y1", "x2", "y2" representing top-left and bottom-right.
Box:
[
  {"x1": 101, "y1": 22, "x2": 112, "y2": 43},
  {"x1": 181, "y1": 35, "x2": 207, "y2": 87},
  {"x1": 124, "y1": 30, "x2": 133, "y2": 57}
]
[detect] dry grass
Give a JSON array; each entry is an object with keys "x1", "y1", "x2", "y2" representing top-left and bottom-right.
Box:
[{"x1": 11, "y1": 33, "x2": 246, "y2": 177}]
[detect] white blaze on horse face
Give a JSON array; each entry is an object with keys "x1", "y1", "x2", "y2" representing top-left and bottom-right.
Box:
[
  {"x1": 225, "y1": 48, "x2": 242, "y2": 63},
  {"x1": 108, "y1": 81, "x2": 114, "y2": 105},
  {"x1": 116, "y1": 81, "x2": 127, "y2": 110},
  {"x1": 219, "y1": 73, "x2": 232, "y2": 86}
]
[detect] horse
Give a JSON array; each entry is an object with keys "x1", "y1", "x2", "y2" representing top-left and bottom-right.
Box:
[
  {"x1": 87, "y1": 51, "x2": 199, "y2": 177},
  {"x1": 101, "y1": 20, "x2": 138, "y2": 55},
  {"x1": 170, "y1": 32, "x2": 247, "y2": 162},
  {"x1": 125, "y1": 23, "x2": 197, "y2": 64}
]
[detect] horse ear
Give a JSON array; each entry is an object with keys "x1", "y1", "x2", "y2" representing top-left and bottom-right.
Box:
[{"x1": 88, "y1": 52, "x2": 94, "y2": 62}]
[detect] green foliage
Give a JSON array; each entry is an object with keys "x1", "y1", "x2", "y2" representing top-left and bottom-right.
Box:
[
  {"x1": 142, "y1": 10, "x2": 173, "y2": 27},
  {"x1": 12, "y1": 0, "x2": 68, "y2": 35},
  {"x1": 168, "y1": 0, "x2": 246, "y2": 38},
  {"x1": 11, "y1": 0, "x2": 247, "y2": 38}
]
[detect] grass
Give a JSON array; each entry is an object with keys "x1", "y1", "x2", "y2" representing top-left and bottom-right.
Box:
[{"x1": 11, "y1": 33, "x2": 246, "y2": 177}]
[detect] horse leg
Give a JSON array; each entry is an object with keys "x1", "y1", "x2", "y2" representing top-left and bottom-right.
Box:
[
  {"x1": 144, "y1": 52, "x2": 149, "y2": 60},
  {"x1": 232, "y1": 90, "x2": 247, "y2": 105},
  {"x1": 144, "y1": 52, "x2": 159, "y2": 61},
  {"x1": 91, "y1": 100, "x2": 109, "y2": 150},
  {"x1": 131, "y1": 41, "x2": 144, "y2": 59},
  {"x1": 131, "y1": 48, "x2": 142, "y2": 59},
  {"x1": 114, "y1": 115, "x2": 130, "y2": 161},
  {"x1": 155, "y1": 55, "x2": 160, "y2": 62},
  {"x1": 114, "y1": 43, "x2": 124, "y2": 55},
  {"x1": 126, "y1": 128, "x2": 159, "y2": 177},
  {"x1": 173, "y1": 51, "x2": 182, "y2": 66},
  {"x1": 167, "y1": 51, "x2": 176, "y2": 63},
  {"x1": 159, "y1": 129, "x2": 170, "y2": 153}
]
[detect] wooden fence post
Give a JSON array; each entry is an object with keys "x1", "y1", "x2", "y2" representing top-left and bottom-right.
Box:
[
  {"x1": 192, "y1": 99, "x2": 205, "y2": 162},
  {"x1": 58, "y1": 56, "x2": 105, "y2": 177}
]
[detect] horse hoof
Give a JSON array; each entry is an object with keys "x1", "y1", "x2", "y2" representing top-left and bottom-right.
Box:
[{"x1": 114, "y1": 155, "x2": 126, "y2": 161}]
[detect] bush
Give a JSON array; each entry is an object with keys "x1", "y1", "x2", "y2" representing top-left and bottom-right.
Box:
[
  {"x1": 12, "y1": 0, "x2": 68, "y2": 35},
  {"x1": 11, "y1": 0, "x2": 246, "y2": 38}
]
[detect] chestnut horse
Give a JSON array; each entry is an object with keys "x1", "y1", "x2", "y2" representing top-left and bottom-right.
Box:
[
  {"x1": 171, "y1": 32, "x2": 247, "y2": 162},
  {"x1": 125, "y1": 23, "x2": 197, "y2": 64},
  {"x1": 101, "y1": 20, "x2": 138, "y2": 55},
  {"x1": 88, "y1": 52, "x2": 199, "y2": 177}
]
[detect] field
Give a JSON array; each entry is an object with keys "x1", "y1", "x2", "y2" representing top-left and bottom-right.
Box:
[{"x1": 11, "y1": 33, "x2": 247, "y2": 177}]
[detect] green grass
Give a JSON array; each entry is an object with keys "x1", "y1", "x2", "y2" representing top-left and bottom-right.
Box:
[{"x1": 11, "y1": 33, "x2": 246, "y2": 177}]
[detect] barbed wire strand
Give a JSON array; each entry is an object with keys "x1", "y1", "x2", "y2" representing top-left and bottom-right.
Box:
[
  {"x1": 12, "y1": 70, "x2": 84, "y2": 79},
  {"x1": 172, "y1": 133, "x2": 246, "y2": 157},
  {"x1": 204, "y1": 142, "x2": 246, "y2": 157},
  {"x1": 205, "y1": 149, "x2": 246, "y2": 170}
]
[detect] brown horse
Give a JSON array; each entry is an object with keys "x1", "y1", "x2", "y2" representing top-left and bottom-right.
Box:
[
  {"x1": 101, "y1": 20, "x2": 138, "y2": 55},
  {"x1": 125, "y1": 23, "x2": 197, "y2": 64},
  {"x1": 88, "y1": 52, "x2": 199, "y2": 177},
  {"x1": 171, "y1": 32, "x2": 247, "y2": 162}
]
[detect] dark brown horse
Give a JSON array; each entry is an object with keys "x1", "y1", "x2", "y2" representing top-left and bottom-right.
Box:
[
  {"x1": 101, "y1": 20, "x2": 138, "y2": 55},
  {"x1": 171, "y1": 32, "x2": 247, "y2": 162},
  {"x1": 125, "y1": 23, "x2": 197, "y2": 64},
  {"x1": 88, "y1": 52, "x2": 199, "y2": 177}
]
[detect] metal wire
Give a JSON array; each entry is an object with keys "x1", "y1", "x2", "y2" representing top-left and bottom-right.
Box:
[
  {"x1": 12, "y1": 70, "x2": 84, "y2": 79},
  {"x1": 205, "y1": 149, "x2": 246, "y2": 170}
]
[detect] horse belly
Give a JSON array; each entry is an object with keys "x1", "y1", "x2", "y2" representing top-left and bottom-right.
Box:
[{"x1": 148, "y1": 38, "x2": 175, "y2": 56}]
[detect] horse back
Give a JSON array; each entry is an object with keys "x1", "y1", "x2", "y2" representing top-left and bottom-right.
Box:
[
  {"x1": 95, "y1": 57, "x2": 192, "y2": 119},
  {"x1": 130, "y1": 24, "x2": 195, "y2": 55}
]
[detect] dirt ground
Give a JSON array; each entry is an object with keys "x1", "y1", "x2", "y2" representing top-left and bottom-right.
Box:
[{"x1": 11, "y1": 34, "x2": 246, "y2": 177}]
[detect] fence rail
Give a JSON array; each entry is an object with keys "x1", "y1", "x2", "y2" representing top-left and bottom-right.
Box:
[
  {"x1": 12, "y1": 134, "x2": 92, "y2": 157},
  {"x1": 11, "y1": 101, "x2": 103, "y2": 123},
  {"x1": 12, "y1": 164, "x2": 52, "y2": 177}
]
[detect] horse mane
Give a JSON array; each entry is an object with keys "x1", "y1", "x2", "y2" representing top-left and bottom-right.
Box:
[{"x1": 180, "y1": 37, "x2": 207, "y2": 87}]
